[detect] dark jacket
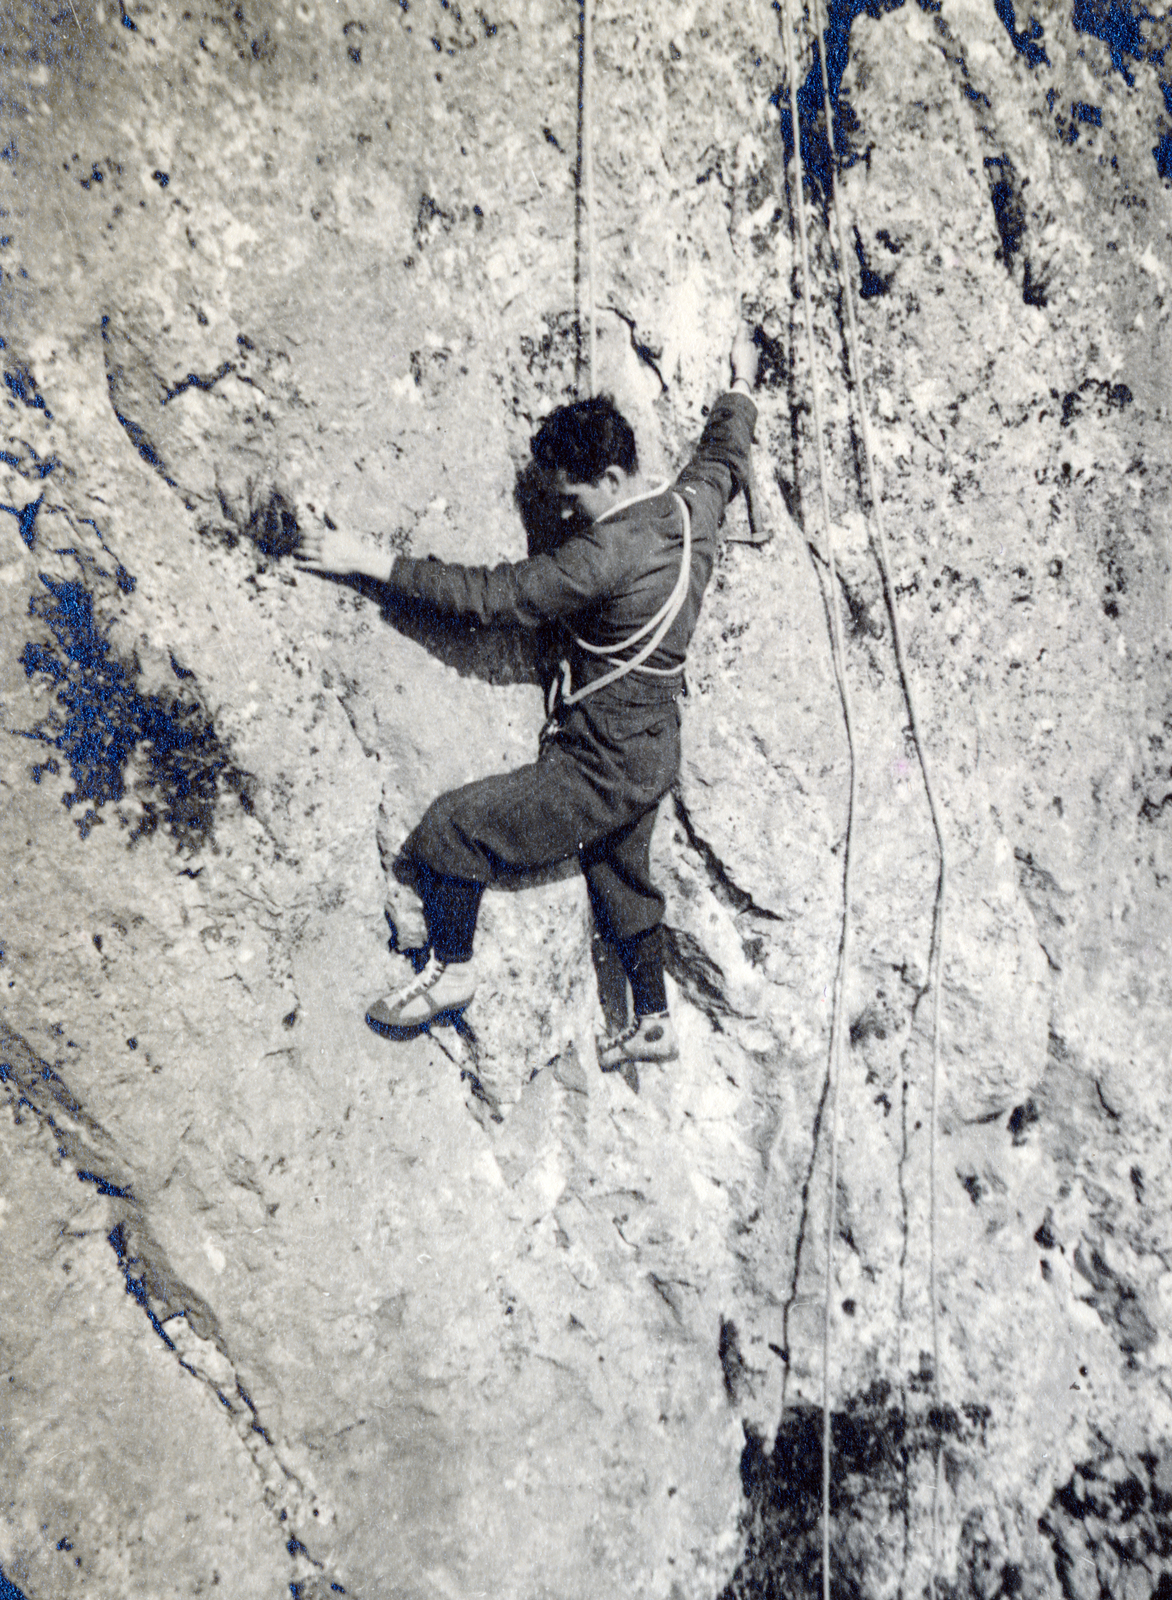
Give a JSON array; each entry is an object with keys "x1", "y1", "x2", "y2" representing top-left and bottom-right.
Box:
[{"x1": 388, "y1": 392, "x2": 756, "y2": 709}]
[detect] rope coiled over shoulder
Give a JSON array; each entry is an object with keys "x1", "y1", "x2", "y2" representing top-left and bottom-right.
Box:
[{"x1": 551, "y1": 489, "x2": 691, "y2": 713}]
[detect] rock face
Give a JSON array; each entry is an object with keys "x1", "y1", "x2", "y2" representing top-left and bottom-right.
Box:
[{"x1": 1, "y1": 0, "x2": 1170, "y2": 1596}]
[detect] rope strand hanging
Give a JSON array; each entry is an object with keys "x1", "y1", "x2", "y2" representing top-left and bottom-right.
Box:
[
  {"x1": 774, "y1": 2, "x2": 952, "y2": 1597},
  {"x1": 805, "y1": 5, "x2": 950, "y2": 1593},
  {"x1": 580, "y1": 0, "x2": 598, "y2": 395},
  {"x1": 778, "y1": 8, "x2": 859, "y2": 1600}
]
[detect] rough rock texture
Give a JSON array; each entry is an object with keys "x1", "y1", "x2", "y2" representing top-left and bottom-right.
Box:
[{"x1": 1, "y1": 0, "x2": 1170, "y2": 1596}]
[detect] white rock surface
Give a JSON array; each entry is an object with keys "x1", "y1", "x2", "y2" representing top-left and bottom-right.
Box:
[{"x1": 1, "y1": 0, "x2": 1170, "y2": 1596}]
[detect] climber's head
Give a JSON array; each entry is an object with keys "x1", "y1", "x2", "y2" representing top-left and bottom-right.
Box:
[{"x1": 531, "y1": 394, "x2": 639, "y2": 525}]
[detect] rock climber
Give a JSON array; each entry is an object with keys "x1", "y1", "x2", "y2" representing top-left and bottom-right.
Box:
[{"x1": 296, "y1": 325, "x2": 759, "y2": 1069}]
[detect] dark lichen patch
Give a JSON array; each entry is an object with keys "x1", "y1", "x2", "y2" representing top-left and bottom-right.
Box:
[
  {"x1": 1056, "y1": 378, "x2": 1133, "y2": 429},
  {"x1": 748, "y1": 324, "x2": 789, "y2": 392},
  {"x1": 1041, "y1": 1442, "x2": 1172, "y2": 1600},
  {"x1": 515, "y1": 311, "x2": 580, "y2": 403},
  {"x1": 4, "y1": 363, "x2": 53, "y2": 418},
  {"x1": 15, "y1": 574, "x2": 251, "y2": 847},
  {"x1": 1072, "y1": 1243, "x2": 1157, "y2": 1355},
  {"x1": 199, "y1": 485, "x2": 301, "y2": 561},
  {"x1": 721, "y1": 1389, "x2": 987, "y2": 1600},
  {"x1": 246, "y1": 488, "x2": 300, "y2": 558}
]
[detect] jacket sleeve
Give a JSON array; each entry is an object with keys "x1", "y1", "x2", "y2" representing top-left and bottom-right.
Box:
[
  {"x1": 674, "y1": 392, "x2": 757, "y2": 534},
  {"x1": 388, "y1": 527, "x2": 621, "y2": 628}
]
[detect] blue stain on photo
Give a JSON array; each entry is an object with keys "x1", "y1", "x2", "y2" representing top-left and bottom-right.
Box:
[
  {"x1": 4, "y1": 365, "x2": 52, "y2": 418},
  {"x1": 1072, "y1": 0, "x2": 1147, "y2": 83},
  {"x1": 771, "y1": 0, "x2": 910, "y2": 208},
  {"x1": 0, "y1": 493, "x2": 43, "y2": 547},
  {"x1": 1156, "y1": 128, "x2": 1172, "y2": 177},
  {"x1": 993, "y1": 0, "x2": 1050, "y2": 66},
  {"x1": 16, "y1": 573, "x2": 252, "y2": 845}
]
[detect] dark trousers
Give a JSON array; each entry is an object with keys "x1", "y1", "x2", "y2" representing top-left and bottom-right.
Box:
[{"x1": 400, "y1": 695, "x2": 680, "y2": 958}]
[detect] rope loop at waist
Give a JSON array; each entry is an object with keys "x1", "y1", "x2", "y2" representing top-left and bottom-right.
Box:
[{"x1": 556, "y1": 490, "x2": 691, "y2": 711}]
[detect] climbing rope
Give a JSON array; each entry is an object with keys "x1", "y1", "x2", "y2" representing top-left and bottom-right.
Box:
[
  {"x1": 771, "y1": 2, "x2": 951, "y2": 1594},
  {"x1": 579, "y1": 15, "x2": 947, "y2": 1588},
  {"x1": 580, "y1": 0, "x2": 598, "y2": 394},
  {"x1": 805, "y1": 3, "x2": 950, "y2": 1593},
  {"x1": 777, "y1": 9, "x2": 859, "y2": 1600}
]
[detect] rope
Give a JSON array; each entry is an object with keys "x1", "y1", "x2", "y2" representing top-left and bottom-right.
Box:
[
  {"x1": 561, "y1": 491, "x2": 692, "y2": 704},
  {"x1": 807, "y1": 5, "x2": 950, "y2": 1595},
  {"x1": 581, "y1": 0, "x2": 597, "y2": 395},
  {"x1": 778, "y1": 9, "x2": 858, "y2": 1600}
]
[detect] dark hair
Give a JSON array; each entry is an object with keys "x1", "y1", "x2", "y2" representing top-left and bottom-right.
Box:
[{"x1": 530, "y1": 393, "x2": 638, "y2": 484}]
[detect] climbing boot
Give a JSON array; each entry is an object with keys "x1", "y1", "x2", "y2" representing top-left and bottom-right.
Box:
[
  {"x1": 597, "y1": 1011, "x2": 678, "y2": 1072},
  {"x1": 366, "y1": 953, "x2": 477, "y2": 1038}
]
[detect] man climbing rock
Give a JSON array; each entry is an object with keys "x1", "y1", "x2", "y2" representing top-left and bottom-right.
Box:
[{"x1": 297, "y1": 326, "x2": 759, "y2": 1068}]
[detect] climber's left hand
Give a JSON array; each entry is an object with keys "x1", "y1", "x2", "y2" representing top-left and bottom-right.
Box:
[{"x1": 295, "y1": 509, "x2": 387, "y2": 581}]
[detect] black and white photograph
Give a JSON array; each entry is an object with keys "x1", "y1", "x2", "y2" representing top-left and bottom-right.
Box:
[{"x1": 0, "y1": 0, "x2": 1169, "y2": 1594}]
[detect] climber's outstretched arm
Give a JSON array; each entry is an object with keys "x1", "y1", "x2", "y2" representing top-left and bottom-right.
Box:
[
  {"x1": 673, "y1": 323, "x2": 760, "y2": 525},
  {"x1": 295, "y1": 494, "x2": 620, "y2": 626}
]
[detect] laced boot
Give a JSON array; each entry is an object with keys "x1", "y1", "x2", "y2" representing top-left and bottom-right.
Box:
[
  {"x1": 366, "y1": 953, "x2": 477, "y2": 1038},
  {"x1": 597, "y1": 1010, "x2": 678, "y2": 1071}
]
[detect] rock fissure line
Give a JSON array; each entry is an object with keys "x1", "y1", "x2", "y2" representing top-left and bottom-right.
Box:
[
  {"x1": 605, "y1": 305, "x2": 668, "y2": 391},
  {"x1": 25, "y1": 500, "x2": 136, "y2": 592},
  {"x1": 161, "y1": 360, "x2": 235, "y2": 403},
  {"x1": 0, "y1": 1022, "x2": 345, "y2": 1596},
  {"x1": 778, "y1": 1062, "x2": 832, "y2": 1418},
  {"x1": 334, "y1": 687, "x2": 380, "y2": 761},
  {"x1": 671, "y1": 789, "x2": 785, "y2": 921}
]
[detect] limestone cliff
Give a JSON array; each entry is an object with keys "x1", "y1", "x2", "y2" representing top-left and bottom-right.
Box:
[{"x1": 1, "y1": 0, "x2": 1170, "y2": 1595}]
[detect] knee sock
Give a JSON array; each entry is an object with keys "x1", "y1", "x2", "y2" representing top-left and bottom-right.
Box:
[
  {"x1": 417, "y1": 869, "x2": 483, "y2": 964},
  {"x1": 617, "y1": 925, "x2": 667, "y2": 1016}
]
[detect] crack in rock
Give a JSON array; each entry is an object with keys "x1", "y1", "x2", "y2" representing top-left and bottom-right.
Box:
[
  {"x1": 162, "y1": 360, "x2": 235, "y2": 404},
  {"x1": 671, "y1": 790, "x2": 784, "y2": 921},
  {"x1": 777, "y1": 1063, "x2": 831, "y2": 1416},
  {"x1": 606, "y1": 305, "x2": 668, "y2": 391},
  {"x1": 0, "y1": 1022, "x2": 345, "y2": 1595},
  {"x1": 663, "y1": 923, "x2": 740, "y2": 1029}
]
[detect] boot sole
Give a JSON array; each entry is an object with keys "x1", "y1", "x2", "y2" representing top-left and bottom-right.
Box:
[{"x1": 365, "y1": 1003, "x2": 469, "y2": 1040}]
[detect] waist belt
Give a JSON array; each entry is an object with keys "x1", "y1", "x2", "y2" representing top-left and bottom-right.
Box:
[{"x1": 550, "y1": 490, "x2": 691, "y2": 715}]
